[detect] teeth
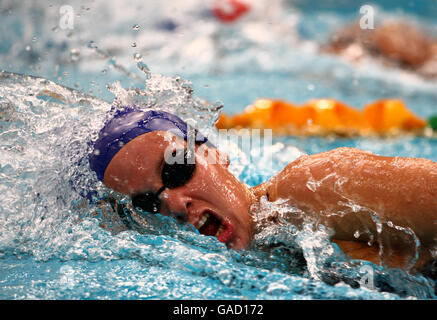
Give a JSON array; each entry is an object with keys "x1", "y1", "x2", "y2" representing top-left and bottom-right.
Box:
[
  {"x1": 215, "y1": 224, "x2": 225, "y2": 238},
  {"x1": 196, "y1": 213, "x2": 210, "y2": 230}
]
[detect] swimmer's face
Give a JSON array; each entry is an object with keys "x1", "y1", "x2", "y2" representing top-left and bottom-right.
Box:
[{"x1": 103, "y1": 131, "x2": 255, "y2": 250}]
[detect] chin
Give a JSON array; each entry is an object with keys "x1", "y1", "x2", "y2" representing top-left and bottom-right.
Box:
[{"x1": 227, "y1": 229, "x2": 252, "y2": 250}]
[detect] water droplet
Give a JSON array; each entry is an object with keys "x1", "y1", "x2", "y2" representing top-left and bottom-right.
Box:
[
  {"x1": 132, "y1": 24, "x2": 140, "y2": 31},
  {"x1": 137, "y1": 61, "x2": 150, "y2": 73},
  {"x1": 87, "y1": 41, "x2": 97, "y2": 49},
  {"x1": 131, "y1": 42, "x2": 137, "y2": 48},
  {"x1": 31, "y1": 36, "x2": 37, "y2": 42},
  {"x1": 101, "y1": 69, "x2": 107, "y2": 75},
  {"x1": 213, "y1": 100, "x2": 224, "y2": 110},
  {"x1": 354, "y1": 230, "x2": 360, "y2": 238},
  {"x1": 25, "y1": 45, "x2": 31, "y2": 51},
  {"x1": 133, "y1": 53, "x2": 142, "y2": 62},
  {"x1": 70, "y1": 48, "x2": 80, "y2": 61},
  {"x1": 307, "y1": 84, "x2": 315, "y2": 91}
]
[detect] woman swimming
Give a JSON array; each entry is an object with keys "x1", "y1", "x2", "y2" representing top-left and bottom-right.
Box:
[{"x1": 89, "y1": 107, "x2": 437, "y2": 274}]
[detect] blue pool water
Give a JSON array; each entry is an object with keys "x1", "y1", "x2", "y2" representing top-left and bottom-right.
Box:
[{"x1": 1, "y1": 0, "x2": 437, "y2": 299}]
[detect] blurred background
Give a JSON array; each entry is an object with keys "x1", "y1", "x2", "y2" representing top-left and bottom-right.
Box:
[{"x1": 1, "y1": 0, "x2": 437, "y2": 115}]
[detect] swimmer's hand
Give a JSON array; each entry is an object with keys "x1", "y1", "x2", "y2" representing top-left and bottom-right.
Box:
[
  {"x1": 332, "y1": 240, "x2": 432, "y2": 272},
  {"x1": 93, "y1": 196, "x2": 134, "y2": 232}
]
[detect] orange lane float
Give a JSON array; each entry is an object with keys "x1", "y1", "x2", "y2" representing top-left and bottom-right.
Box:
[{"x1": 216, "y1": 98, "x2": 428, "y2": 136}]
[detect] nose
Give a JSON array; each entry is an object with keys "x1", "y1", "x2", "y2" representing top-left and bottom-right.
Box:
[{"x1": 160, "y1": 188, "x2": 191, "y2": 223}]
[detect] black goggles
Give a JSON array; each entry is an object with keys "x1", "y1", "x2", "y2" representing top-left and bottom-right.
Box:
[{"x1": 131, "y1": 147, "x2": 197, "y2": 214}]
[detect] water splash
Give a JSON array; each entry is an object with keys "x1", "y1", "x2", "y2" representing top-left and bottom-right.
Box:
[
  {"x1": 2, "y1": 71, "x2": 435, "y2": 299},
  {"x1": 105, "y1": 63, "x2": 222, "y2": 140},
  {"x1": 250, "y1": 196, "x2": 436, "y2": 298}
]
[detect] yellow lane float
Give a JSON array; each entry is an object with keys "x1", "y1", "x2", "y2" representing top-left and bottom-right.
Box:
[{"x1": 216, "y1": 98, "x2": 429, "y2": 136}]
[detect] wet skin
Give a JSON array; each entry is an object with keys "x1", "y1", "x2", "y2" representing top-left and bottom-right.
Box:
[
  {"x1": 263, "y1": 147, "x2": 437, "y2": 271},
  {"x1": 103, "y1": 132, "x2": 437, "y2": 271}
]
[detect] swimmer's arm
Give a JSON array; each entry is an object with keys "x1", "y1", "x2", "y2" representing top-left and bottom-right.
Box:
[{"x1": 266, "y1": 147, "x2": 437, "y2": 248}]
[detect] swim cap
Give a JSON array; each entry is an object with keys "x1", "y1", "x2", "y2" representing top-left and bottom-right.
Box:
[{"x1": 89, "y1": 107, "x2": 211, "y2": 182}]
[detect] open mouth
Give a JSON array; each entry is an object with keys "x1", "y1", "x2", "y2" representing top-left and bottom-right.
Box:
[{"x1": 195, "y1": 210, "x2": 233, "y2": 244}]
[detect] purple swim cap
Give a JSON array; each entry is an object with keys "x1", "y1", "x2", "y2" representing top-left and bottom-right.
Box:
[{"x1": 89, "y1": 107, "x2": 211, "y2": 182}]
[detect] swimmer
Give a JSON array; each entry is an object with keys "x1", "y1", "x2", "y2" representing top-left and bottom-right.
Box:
[
  {"x1": 323, "y1": 20, "x2": 437, "y2": 78},
  {"x1": 89, "y1": 107, "x2": 437, "y2": 275}
]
